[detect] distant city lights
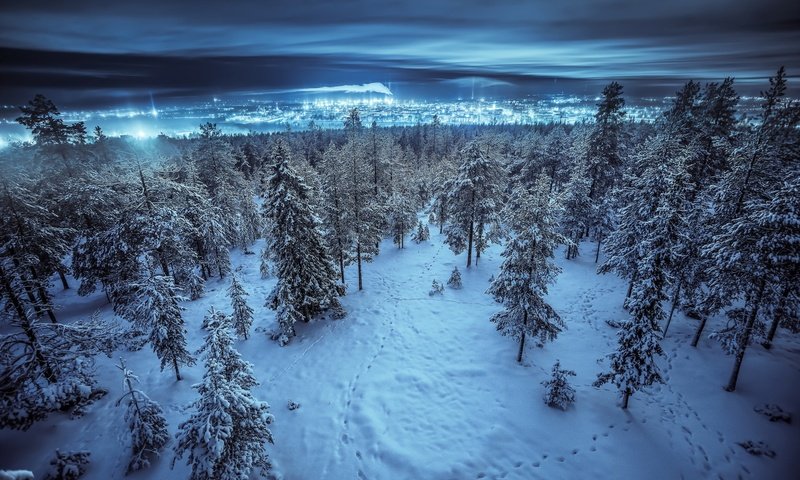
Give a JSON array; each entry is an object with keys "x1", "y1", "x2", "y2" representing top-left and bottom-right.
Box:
[{"x1": 0, "y1": 94, "x2": 771, "y2": 143}]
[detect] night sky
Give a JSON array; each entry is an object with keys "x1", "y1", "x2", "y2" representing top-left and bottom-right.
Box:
[{"x1": 1, "y1": 0, "x2": 798, "y2": 106}]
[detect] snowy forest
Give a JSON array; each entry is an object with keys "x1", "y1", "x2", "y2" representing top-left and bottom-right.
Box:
[{"x1": 0, "y1": 66, "x2": 798, "y2": 479}]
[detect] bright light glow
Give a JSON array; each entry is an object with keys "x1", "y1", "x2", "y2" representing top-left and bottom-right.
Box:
[
  {"x1": 135, "y1": 129, "x2": 147, "y2": 139},
  {"x1": 151, "y1": 108, "x2": 159, "y2": 117},
  {"x1": 294, "y1": 82, "x2": 393, "y2": 96}
]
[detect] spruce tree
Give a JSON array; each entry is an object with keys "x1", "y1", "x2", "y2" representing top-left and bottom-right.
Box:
[
  {"x1": 228, "y1": 273, "x2": 254, "y2": 340},
  {"x1": 386, "y1": 191, "x2": 417, "y2": 249},
  {"x1": 411, "y1": 220, "x2": 430, "y2": 243},
  {"x1": 560, "y1": 158, "x2": 592, "y2": 260},
  {"x1": 115, "y1": 275, "x2": 195, "y2": 381},
  {"x1": 174, "y1": 311, "x2": 274, "y2": 480},
  {"x1": 587, "y1": 81, "x2": 626, "y2": 203},
  {"x1": 263, "y1": 141, "x2": 344, "y2": 346},
  {"x1": 320, "y1": 143, "x2": 352, "y2": 284},
  {"x1": 488, "y1": 180, "x2": 565, "y2": 363},
  {"x1": 444, "y1": 140, "x2": 505, "y2": 268},
  {"x1": 116, "y1": 359, "x2": 169, "y2": 474},
  {"x1": 341, "y1": 136, "x2": 384, "y2": 289},
  {"x1": 447, "y1": 266, "x2": 462, "y2": 289},
  {"x1": 542, "y1": 360, "x2": 576, "y2": 410},
  {"x1": 594, "y1": 251, "x2": 665, "y2": 409},
  {"x1": 1, "y1": 179, "x2": 74, "y2": 323},
  {"x1": 705, "y1": 173, "x2": 800, "y2": 391}
]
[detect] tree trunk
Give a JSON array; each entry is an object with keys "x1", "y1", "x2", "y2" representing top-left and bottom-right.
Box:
[
  {"x1": 173, "y1": 356, "x2": 182, "y2": 381},
  {"x1": 357, "y1": 242, "x2": 363, "y2": 291},
  {"x1": 571, "y1": 231, "x2": 582, "y2": 259},
  {"x1": 10, "y1": 253, "x2": 43, "y2": 317},
  {"x1": 725, "y1": 277, "x2": 766, "y2": 392},
  {"x1": 339, "y1": 251, "x2": 345, "y2": 284},
  {"x1": 466, "y1": 221, "x2": 474, "y2": 268},
  {"x1": 517, "y1": 310, "x2": 528, "y2": 363},
  {"x1": 58, "y1": 269, "x2": 70, "y2": 290},
  {"x1": 662, "y1": 281, "x2": 681, "y2": 338},
  {"x1": 762, "y1": 285, "x2": 790, "y2": 350},
  {"x1": 30, "y1": 268, "x2": 56, "y2": 323},
  {"x1": 763, "y1": 315, "x2": 780, "y2": 350},
  {"x1": 691, "y1": 314, "x2": 707, "y2": 347},
  {"x1": 39, "y1": 287, "x2": 57, "y2": 324},
  {"x1": 594, "y1": 235, "x2": 602, "y2": 263},
  {"x1": 621, "y1": 389, "x2": 630, "y2": 409},
  {"x1": 156, "y1": 250, "x2": 170, "y2": 277}
]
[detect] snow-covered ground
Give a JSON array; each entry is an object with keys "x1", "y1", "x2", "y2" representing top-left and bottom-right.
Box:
[{"x1": 1, "y1": 222, "x2": 798, "y2": 479}]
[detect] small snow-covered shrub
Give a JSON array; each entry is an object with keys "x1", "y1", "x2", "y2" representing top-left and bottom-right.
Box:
[
  {"x1": 447, "y1": 267, "x2": 462, "y2": 289},
  {"x1": 287, "y1": 400, "x2": 301, "y2": 411},
  {"x1": 428, "y1": 212, "x2": 436, "y2": 224},
  {"x1": 542, "y1": 361, "x2": 576, "y2": 410},
  {"x1": 45, "y1": 450, "x2": 90, "y2": 480},
  {"x1": 754, "y1": 404, "x2": 791, "y2": 424},
  {"x1": 737, "y1": 440, "x2": 776, "y2": 458},
  {"x1": 429, "y1": 280, "x2": 444, "y2": 296},
  {"x1": 411, "y1": 221, "x2": 430, "y2": 243}
]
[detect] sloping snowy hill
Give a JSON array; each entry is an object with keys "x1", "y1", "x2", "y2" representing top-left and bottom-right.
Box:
[{"x1": 1, "y1": 225, "x2": 798, "y2": 479}]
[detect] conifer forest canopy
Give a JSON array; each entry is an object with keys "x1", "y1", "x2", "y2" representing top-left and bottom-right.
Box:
[{"x1": 0, "y1": 1, "x2": 798, "y2": 479}]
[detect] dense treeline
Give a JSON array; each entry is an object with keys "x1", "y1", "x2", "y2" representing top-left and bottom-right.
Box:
[{"x1": 1, "y1": 67, "x2": 798, "y2": 475}]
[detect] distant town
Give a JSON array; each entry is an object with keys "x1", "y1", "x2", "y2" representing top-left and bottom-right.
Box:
[{"x1": 0, "y1": 93, "x2": 770, "y2": 145}]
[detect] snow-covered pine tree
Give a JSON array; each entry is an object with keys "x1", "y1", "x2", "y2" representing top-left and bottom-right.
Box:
[
  {"x1": 340, "y1": 135, "x2": 384, "y2": 290},
  {"x1": 429, "y1": 279, "x2": 444, "y2": 296},
  {"x1": 542, "y1": 360, "x2": 576, "y2": 410},
  {"x1": 192, "y1": 123, "x2": 257, "y2": 248},
  {"x1": 227, "y1": 273, "x2": 254, "y2": 340},
  {"x1": 386, "y1": 191, "x2": 417, "y2": 249},
  {"x1": 174, "y1": 310, "x2": 274, "y2": 479},
  {"x1": 171, "y1": 176, "x2": 232, "y2": 282},
  {"x1": 587, "y1": 81, "x2": 626, "y2": 204},
  {"x1": 543, "y1": 126, "x2": 570, "y2": 193},
  {"x1": 705, "y1": 172, "x2": 800, "y2": 391},
  {"x1": 594, "y1": 248, "x2": 665, "y2": 408},
  {"x1": 0, "y1": 304, "x2": 119, "y2": 430},
  {"x1": 444, "y1": 140, "x2": 505, "y2": 268},
  {"x1": 698, "y1": 67, "x2": 799, "y2": 377},
  {"x1": 599, "y1": 132, "x2": 691, "y2": 304},
  {"x1": 320, "y1": 143, "x2": 352, "y2": 284},
  {"x1": 447, "y1": 266, "x2": 462, "y2": 289},
  {"x1": 509, "y1": 130, "x2": 545, "y2": 190},
  {"x1": 116, "y1": 359, "x2": 168, "y2": 474},
  {"x1": 263, "y1": 141, "x2": 344, "y2": 345},
  {"x1": 559, "y1": 158, "x2": 592, "y2": 260},
  {"x1": 429, "y1": 157, "x2": 457, "y2": 235},
  {"x1": 488, "y1": 179, "x2": 566, "y2": 363},
  {"x1": 411, "y1": 220, "x2": 430, "y2": 243},
  {"x1": 1, "y1": 179, "x2": 74, "y2": 323},
  {"x1": 114, "y1": 275, "x2": 195, "y2": 381}
]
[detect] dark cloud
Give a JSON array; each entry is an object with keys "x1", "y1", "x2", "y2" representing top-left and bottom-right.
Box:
[{"x1": 0, "y1": 0, "x2": 797, "y2": 106}]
